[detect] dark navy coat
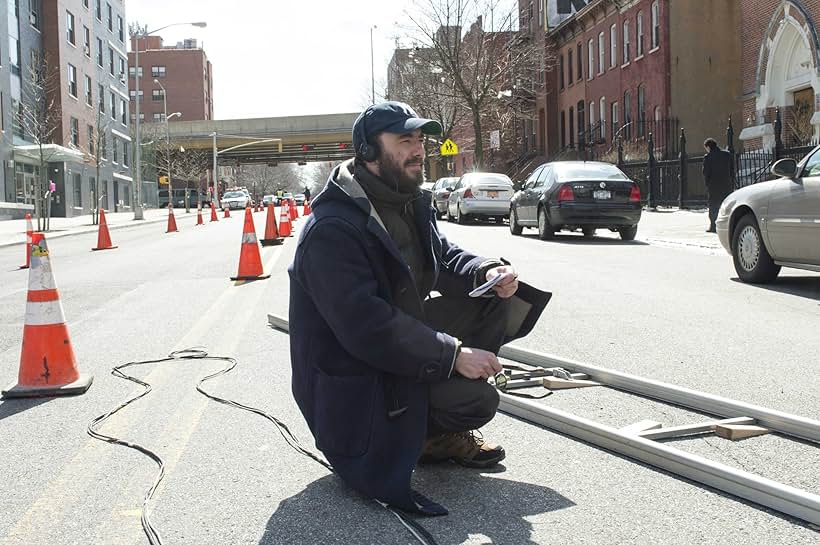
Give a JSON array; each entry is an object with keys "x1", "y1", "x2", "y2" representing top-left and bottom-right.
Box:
[{"x1": 288, "y1": 159, "x2": 548, "y2": 512}]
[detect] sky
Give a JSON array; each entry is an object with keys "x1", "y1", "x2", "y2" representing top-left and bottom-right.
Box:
[
  {"x1": 127, "y1": 0, "x2": 520, "y2": 120},
  {"x1": 127, "y1": 0, "x2": 419, "y2": 119}
]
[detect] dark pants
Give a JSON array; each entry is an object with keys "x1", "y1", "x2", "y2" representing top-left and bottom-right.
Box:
[
  {"x1": 708, "y1": 191, "x2": 728, "y2": 230},
  {"x1": 422, "y1": 295, "x2": 509, "y2": 436}
]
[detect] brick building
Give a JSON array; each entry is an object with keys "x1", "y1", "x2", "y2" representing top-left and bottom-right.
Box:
[
  {"x1": 1, "y1": 0, "x2": 132, "y2": 218},
  {"x1": 128, "y1": 36, "x2": 213, "y2": 125},
  {"x1": 520, "y1": 0, "x2": 740, "y2": 166},
  {"x1": 738, "y1": 0, "x2": 820, "y2": 151}
]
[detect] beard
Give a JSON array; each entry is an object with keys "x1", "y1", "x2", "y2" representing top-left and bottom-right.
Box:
[{"x1": 377, "y1": 151, "x2": 424, "y2": 193}]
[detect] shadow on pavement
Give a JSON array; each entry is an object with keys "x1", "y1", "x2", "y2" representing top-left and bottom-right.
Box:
[
  {"x1": 258, "y1": 471, "x2": 574, "y2": 545},
  {"x1": 731, "y1": 276, "x2": 820, "y2": 301},
  {"x1": 0, "y1": 397, "x2": 54, "y2": 422},
  {"x1": 520, "y1": 233, "x2": 649, "y2": 246}
]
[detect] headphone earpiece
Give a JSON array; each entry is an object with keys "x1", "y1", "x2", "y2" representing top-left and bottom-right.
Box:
[{"x1": 355, "y1": 106, "x2": 380, "y2": 162}]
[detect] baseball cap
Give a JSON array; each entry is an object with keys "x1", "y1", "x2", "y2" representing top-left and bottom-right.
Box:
[{"x1": 352, "y1": 101, "x2": 442, "y2": 151}]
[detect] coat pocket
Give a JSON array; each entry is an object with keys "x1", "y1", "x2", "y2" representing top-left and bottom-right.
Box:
[{"x1": 313, "y1": 373, "x2": 378, "y2": 458}]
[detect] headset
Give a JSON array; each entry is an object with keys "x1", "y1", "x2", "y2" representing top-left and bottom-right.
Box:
[{"x1": 354, "y1": 105, "x2": 380, "y2": 162}]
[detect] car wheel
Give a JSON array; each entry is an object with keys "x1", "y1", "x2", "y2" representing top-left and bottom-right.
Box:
[
  {"x1": 582, "y1": 227, "x2": 596, "y2": 238},
  {"x1": 537, "y1": 206, "x2": 555, "y2": 240},
  {"x1": 731, "y1": 214, "x2": 781, "y2": 283},
  {"x1": 619, "y1": 225, "x2": 638, "y2": 241},
  {"x1": 510, "y1": 207, "x2": 523, "y2": 235},
  {"x1": 447, "y1": 206, "x2": 454, "y2": 222},
  {"x1": 456, "y1": 205, "x2": 466, "y2": 224}
]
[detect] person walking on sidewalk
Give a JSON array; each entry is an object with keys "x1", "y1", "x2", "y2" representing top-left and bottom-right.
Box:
[
  {"x1": 702, "y1": 138, "x2": 733, "y2": 232},
  {"x1": 303, "y1": 185, "x2": 311, "y2": 202},
  {"x1": 287, "y1": 101, "x2": 550, "y2": 516}
]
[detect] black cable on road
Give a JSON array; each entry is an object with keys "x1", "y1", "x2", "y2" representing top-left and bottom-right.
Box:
[{"x1": 87, "y1": 349, "x2": 439, "y2": 545}]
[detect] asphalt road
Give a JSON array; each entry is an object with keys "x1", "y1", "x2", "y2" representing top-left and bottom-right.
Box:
[{"x1": 0, "y1": 209, "x2": 818, "y2": 545}]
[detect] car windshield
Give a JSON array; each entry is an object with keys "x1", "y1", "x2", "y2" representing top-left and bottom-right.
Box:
[
  {"x1": 554, "y1": 163, "x2": 629, "y2": 181},
  {"x1": 223, "y1": 191, "x2": 244, "y2": 198}
]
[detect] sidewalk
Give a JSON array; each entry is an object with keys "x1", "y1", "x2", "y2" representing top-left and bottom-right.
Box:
[
  {"x1": 0, "y1": 208, "x2": 203, "y2": 248},
  {"x1": 635, "y1": 207, "x2": 724, "y2": 252}
]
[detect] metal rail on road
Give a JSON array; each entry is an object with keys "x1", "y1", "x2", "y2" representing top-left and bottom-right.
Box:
[{"x1": 266, "y1": 313, "x2": 820, "y2": 526}]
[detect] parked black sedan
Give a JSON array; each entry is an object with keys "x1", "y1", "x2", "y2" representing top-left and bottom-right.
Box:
[{"x1": 510, "y1": 161, "x2": 642, "y2": 240}]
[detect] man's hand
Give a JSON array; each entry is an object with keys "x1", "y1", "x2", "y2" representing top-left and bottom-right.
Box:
[
  {"x1": 454, "y1": 346, "x2": 502, "y2": 380},
  {"x1": 486, "y1": 265, "x2": 519, "y2": 299}
]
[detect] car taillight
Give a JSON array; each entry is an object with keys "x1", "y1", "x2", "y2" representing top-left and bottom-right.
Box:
[
  {"x1": 557, "y1": 184, "x2": 574, "y2": 202},
  {"x1": 463, "y1": 188, "x2": 474, "y2": 199},
  {"x1": 629, "y1": 184, "x2": 641, "y2": 202}
]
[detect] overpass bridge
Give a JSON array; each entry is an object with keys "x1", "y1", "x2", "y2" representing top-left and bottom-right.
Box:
[{"x1": 156, "y1": 112, "x2": 360, "y2": 165}]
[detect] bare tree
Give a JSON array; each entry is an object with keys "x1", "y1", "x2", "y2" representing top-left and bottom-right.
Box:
[{"x1": 17, "y1": 50, "x2": 62, "y2": 230}]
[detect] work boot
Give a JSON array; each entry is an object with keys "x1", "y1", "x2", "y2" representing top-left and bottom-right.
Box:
[
  {"x1": 419, "y1": 430, "x2": 505, "y2": 469},
  {"x1": 706, "y1": 226, "x2": 716, "y2": 233}
]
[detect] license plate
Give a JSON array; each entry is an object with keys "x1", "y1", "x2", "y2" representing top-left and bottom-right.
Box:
[
  {"x1": 593, "y1": 190, "x2": 611, "y2": 200},
  {"x1": 487, "y1": 190, "x2": 498, "y2": 198}
]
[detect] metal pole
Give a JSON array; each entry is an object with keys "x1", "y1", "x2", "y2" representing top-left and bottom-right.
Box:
[
  {"x1": 133, "y1": 40, "x2": 144, "y2": 219},
  {"x1": 212, "y1": 132, "x2": 219, "y2": 209}
]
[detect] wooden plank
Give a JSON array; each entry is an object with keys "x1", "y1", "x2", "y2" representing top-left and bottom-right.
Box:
[
  {"x1": 715, "y1": 424, "x2": 770, "y2": 441},
  {"x1": 620, "y1": 420, "x2": 663, "y2": 434},
  {"x1": 542, "y1": 377, "x2": 601, "y2": 389},
  {"x1": 639, "y1": 417, "x2": 755, "y2": 440}
]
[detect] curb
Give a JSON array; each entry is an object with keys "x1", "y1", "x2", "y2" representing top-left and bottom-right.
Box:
[{"x1": 0, "y1": 211, "x2": 201, "y2": 249}]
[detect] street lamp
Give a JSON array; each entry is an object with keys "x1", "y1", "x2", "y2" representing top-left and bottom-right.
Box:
[
  {"x1": 370, "y1": 25, "x2": 377, "y2": 104},
  {"x1": 132, "y1": 21, "x2": 206, "y2": 220}
]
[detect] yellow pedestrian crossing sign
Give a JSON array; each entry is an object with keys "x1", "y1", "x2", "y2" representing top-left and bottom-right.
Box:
[{"x1": 440, "y1": 139, "x2": 459, "y2": 156}]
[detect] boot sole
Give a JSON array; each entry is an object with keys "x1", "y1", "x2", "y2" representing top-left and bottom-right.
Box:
[{"x1": 454, "y1": 449, "x2": 506, "y2": 469}]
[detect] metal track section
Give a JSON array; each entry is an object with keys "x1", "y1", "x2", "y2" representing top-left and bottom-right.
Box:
[{"x1": 267, "y1": 314, "x2": 820, "y2": 525}]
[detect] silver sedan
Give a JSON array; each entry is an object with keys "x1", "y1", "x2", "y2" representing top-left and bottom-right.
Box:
[{"x1": 716, "y1": 151, "x2": 820, "y2": 283}]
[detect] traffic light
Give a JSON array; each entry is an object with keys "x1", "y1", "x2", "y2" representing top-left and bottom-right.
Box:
[
  {"x1": 301, "y1": 144, "x2": 315, "y2": 152},
  {"x1": 159, "y1": 176, "x2": 169, "y2": 185},
  {"x1": 339, "y1": 143, "x2": 349, "y2": 150}
]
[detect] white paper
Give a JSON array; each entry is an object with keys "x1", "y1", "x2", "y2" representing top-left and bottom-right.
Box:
[{"x1": 468, "y1": 273, "x2": 510, "y2": 298}]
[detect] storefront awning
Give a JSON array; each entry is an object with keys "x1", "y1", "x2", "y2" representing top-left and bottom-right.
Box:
[{"x1": 13, "y1": 144, "x2": 86, "y2": 164}]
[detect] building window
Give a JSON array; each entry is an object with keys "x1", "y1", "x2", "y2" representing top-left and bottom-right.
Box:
[
  {"x1": 623, "y1": 20, "x2": 631, "y2": 64},
  {"x1": 83, "y1": 26, "x2": 90, "y2": 56},
  {"x1": 610, "y1": 24, "x2": 617, "y2": 68},
  {"x1": 109, "y1": 47, "x2": 114, "y2": 75},
  {"x1": 576, "y1": 101, "x2": 585, "y2": 145},
  {"x1": 587, "y1": 38, "x2": 594, "y2": 80},
  {"x1": 567, "y1": 48, "x2": 573, "y2": 83},
  {"x1": 151, "y1": 66, "x2": 166, "y2": 78},
  {"x1": 113, "y1": 138, "x2": 118, "y2": 164},
  {"x1": 98, "y1": 84, "x2": 105, "y2": 111},
  {"x1": 651, "y1": 1, "x2": 660, "y2": 49},
  {"x1": 95, "y1": 0, "x2": 101, "y2": 20},
  {"x1": 654, "y1": 105, "x2": 662, "y2": 122},
  {"x1": 611, "y1": 101, "x2": 619, "y2": 137},
  {"x1": 152, "y1": 89, "x2": 165, "y2": 101},
  {"x1": 101, "y1": 132, "x2": 108, "y2": 160},
  {"x1": 152, "y1": 112, "x2": 164, "y2": 121},
  {"x1": 83, "y1": 0, "x2": 89, "y2": 8},
  {"x1": 119, "y1": 57, "x2": 126, "y2": 79},
  {"x1": 88, "y1": 125, "x2": 95, "y2": 155},
  {"x1": 121, "y1": 98, "x2": 127, "y2": 125},
  {"x1": 73, "y1": 173, "x2": 82, "y2": 207},
  {"x1": 1, "y1": 92, "x2": 4, "y2": 131},
  {"x1": 68, "y1": 64, "x2": 77, "y2": 97},
  {"x1": 576, "y1": 43, "x2": 582, "y2": 81},
  {"x1": 559, "y1": 54, "x2": 564, "y2": 89},
  {"x1": 568, "y1": 107, "x2": 575, "y2": 147},
  {"x1": 637, "y1": 84, "x2": 646, "y2": 137},
  {"x1": 598, "y1": 32, "x2": 605, "y2": 74},
  {"x1": 560, "y1": 110, "x2": 566, "y2": 148},
  {"x1": 30, "y1": 0, "x2": 41, "y2": 29},
  {"x1": 599, "y1": 97, "x2": 606, "y2": 140},
  {"x1": 637, "y1": 12, "x2": 645, "y2": 57},
  {"x1": 70, "y1": 117, "x2": 79, "y2": 145},
  {"x1": 107, "y1": 3, "x2": 112, "y2": 32},
  {"x1": 129, "y1": 89, "x2": 144, "y2": 102},
  {"x1": 85, "y1": 75, "x2": 92, "y2": 105},
  {"x1": 110, "y1": 92, "x2": 116, "y2": 120},
  {"x1": 97, "y1": 38, "x2": 103, "y2": 66},
  {"x1": 123, "y1": 141, "x2": 129, "y2": 166},
  {"x1": 589, "y1": 101, "x2": 596, "y2": 141},
  {"x1": 66, "y1": 10, "x2": 75, "y2": 45},
  {"x1": 129, "y1": 66, "x2": 144, "y2": 78},
  {"x1": 624, "y1": 90, "x2": 632, "y2": 139},
  {"x1": 117, "y1": 15, "x2": 124, "y2": 42}
]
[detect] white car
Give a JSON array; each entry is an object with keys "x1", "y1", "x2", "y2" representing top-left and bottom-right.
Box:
[
  {"x1": 446, "y1": 172, "x2": 514, "y2": 224},
  {"x1": 221, "y1": 190, "x2": 251, "y2": 210}
]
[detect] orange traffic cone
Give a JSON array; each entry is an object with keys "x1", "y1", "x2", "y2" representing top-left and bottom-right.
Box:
[
  {"x1": 303, "y1": 200, "x2": 311, "y2": 215},
  {"x1": 260, "y1": 203, "x2": 283, "y2": 246},
  {"x1": 279, "y1": 200, "x2": 292, "y2": 237},
  {"x1": 196, "y1": 205, "x2": 204, "y2": 226},
  {"x1": 166, "y1": 204, "x2": 178, "y2": 233},
  {"x1": 2, "y1": 233, "x2": 93, "y2": 398},
  {"x1": 210, "y1": 203, "x2": 219, "y2": 222},
  {"x1": 231, "y1": 207, "x2": 270, "y2": 281},
  {"x1": 289, "y1": 198, "x2": 299, "y2": 221},
  {"x1": 223, "y1": 206, "x2": 231, "y2": 219},
  {"x1": 19, "y1": 213, "x2": 33, "y2": 269},
  {"x1": 92, "y1": 208, "x2": 117, "y2": 251}
]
